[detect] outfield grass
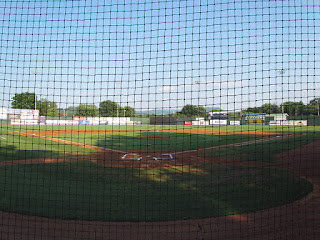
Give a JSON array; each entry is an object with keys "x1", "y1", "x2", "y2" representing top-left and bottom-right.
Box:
[
  {"x1": 2, "y1": 123, "x2": 320, "y2": 133},
  {"x1": 0, "y1": 127, "x2": 96, "y2": 161},
  {"x1": 56, "y1": 131, "x2": 258, "y2": 151},
  {"x1": 0, "y1": 161, "x2": 313, "y2": 221}
]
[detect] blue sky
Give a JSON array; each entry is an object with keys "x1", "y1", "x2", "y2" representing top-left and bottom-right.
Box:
[{"x1": 0, "y1": 0, "x2": 319, "y2": 111}]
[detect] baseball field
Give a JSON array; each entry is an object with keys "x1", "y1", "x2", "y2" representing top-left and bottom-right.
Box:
[{"x1": 0, "y1": 124, "x2": 317, "y2": 223}]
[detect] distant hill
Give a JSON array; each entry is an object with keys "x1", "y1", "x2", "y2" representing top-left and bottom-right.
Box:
[
  {"x1": 205, "y1": 107, "x2": 222, "y2": 112},
  {"x1": 137, "y1": 106, "x2": 221, "y2": 116},
  {"x1": 136, "y1": 108, "x2": 179, "y2": 116}
]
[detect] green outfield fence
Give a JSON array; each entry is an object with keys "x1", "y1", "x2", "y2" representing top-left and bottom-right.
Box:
[{"x1": 0, "y1": 1, "x2": 319, "y2": 239}]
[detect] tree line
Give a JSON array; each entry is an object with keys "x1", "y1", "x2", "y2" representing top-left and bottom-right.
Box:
[
  {"x1": 10, "y1": 92, "x2": 320, "y2": 118},
  {"x1": 245, "y1": 100, "x2": 320, "y2": 116},
  {"x1": 10, "y1": 92, "x2": 136, "y2": 117}
]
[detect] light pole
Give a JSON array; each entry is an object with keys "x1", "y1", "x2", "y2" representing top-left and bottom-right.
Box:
[
  {"x1": 117, "y1": 103, "x2": 119, "y2": 118},
  {"x1": 32, "y1": 71, "x2": 41, "y2": 110},
  {"x1": 276, "y1": 69, "x2": 287, "y2": 116},
  {"x1": 194, "y1": 81, "x2": 201, "y2": 119},
  {"x1": 114, "y1": 81, "x2": 121, "y2": 119},
  {"x1": 34, "y1": 88, "x2": 37, "y2": 110}
]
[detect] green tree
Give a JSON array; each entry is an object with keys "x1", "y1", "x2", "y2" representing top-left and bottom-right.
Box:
[
  {"x1": 99, "y1": 100, "x2": 119, "y2": 117},
  {"x1": 228, "y1": 112, "x2": 241, "y2": 118},
  {"x1": 246, "y1": 107, "x2": 260, "y2": 113},
  {"x1": 309, "y1": 98, "x2": 320, "y2": 115},
  {"x1": 75, "y1": 104, "x2": 99, "y2": 117},
  {"x1": 173, "y1": 112, "x2": 186, "y2": 118},
  {"x1": 180, "y1": 105, "x2": 207, "y2": 118},
  {"x1": 38, "y1": 99, "x2": 58, "y2": 116},
  {"x1": 260, "y1": 103, "x2": 281, "y2": 114},
  {"x1": 11, "y1": 92, "x2": 37, "y2": 109},
  {"x1": 66, "y1": 106, "x2": 76, "y2": 117},
  {"x1": 282, "y1": 101, "x2": 306, "y2": 116},
  {"x1": 120, "y1": 106, "x2": 136, "y2": 117}
]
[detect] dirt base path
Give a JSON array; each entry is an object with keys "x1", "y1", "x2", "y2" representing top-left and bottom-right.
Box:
[{"x1": 0, "y1": 133, "x2": 318, "y2": 239}]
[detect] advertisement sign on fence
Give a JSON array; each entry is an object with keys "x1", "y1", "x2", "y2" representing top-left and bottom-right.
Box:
[
  {"x1": 192, "y1": 120, "x2": 209, "y2": 125},
  {"x1": 39, "y1": 116, "x2": 46, "y2": 125},
  {"x1": 230, "y1": 121, "x2": 241, "y2": 125},
  {"x1": 46, "y1": 120, "x2": 79, "y2": 125},
  {"x1": 269, "y1": 120, "x2": 308, "y2": 126},
  {"x1": 0, "y1": 109, "x2": 7, "y2": 119},
  {"x1": 184, "y1": 121, "x2": 192, "y2": 125},
  {"x1": 11, "y1": 119, "x2": 38, "y2": 125},
  {"x1": 79, "y1": 120, "x2": 90, "y2": 125},
  {"x1": 209, "y1": 120, "x2": 228, "y2": 125},
  {"x1": 74, "y1": 116, "x2": 85, "y2": 121},
  {"x1": 32, "y1": 110, "x2": 39, "y2": 120}
]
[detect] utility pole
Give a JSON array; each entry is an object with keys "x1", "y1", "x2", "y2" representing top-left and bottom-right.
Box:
[
  {"x1": 32, "y1": 70, "x2": 42, "y2": 110},
  {"x1": 276, "y1": 69, "x2": 287, "y2": 116},
  {"x1": 35, "y1": 88, "x2": 37, "y2": 110},
  {"x1": 117, "y1": 104, "x2": 119, "y2": 118}
]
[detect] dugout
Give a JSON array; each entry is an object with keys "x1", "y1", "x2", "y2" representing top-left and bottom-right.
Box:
[{"x1": 150, "y1": 116, "x2": 177, "y2": 125}]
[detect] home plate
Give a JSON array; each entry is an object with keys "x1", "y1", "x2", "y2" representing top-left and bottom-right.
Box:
[{"x1": 122, "y1": 153, "x2": 142, "y2": 160}]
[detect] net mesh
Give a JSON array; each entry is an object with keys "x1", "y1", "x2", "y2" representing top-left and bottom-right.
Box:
[{"x1": 0, "y1": 0, "x2": 319, "y2": 239}]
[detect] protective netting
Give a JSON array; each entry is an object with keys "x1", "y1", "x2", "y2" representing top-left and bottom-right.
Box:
[{"x1": 0, "y1": 0, "x2": 319, "y2": 239}]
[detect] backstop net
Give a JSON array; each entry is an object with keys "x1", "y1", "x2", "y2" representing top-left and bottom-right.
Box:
[{"x1": 0, "y1": 0, "x2": 319, "y2": 239}]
